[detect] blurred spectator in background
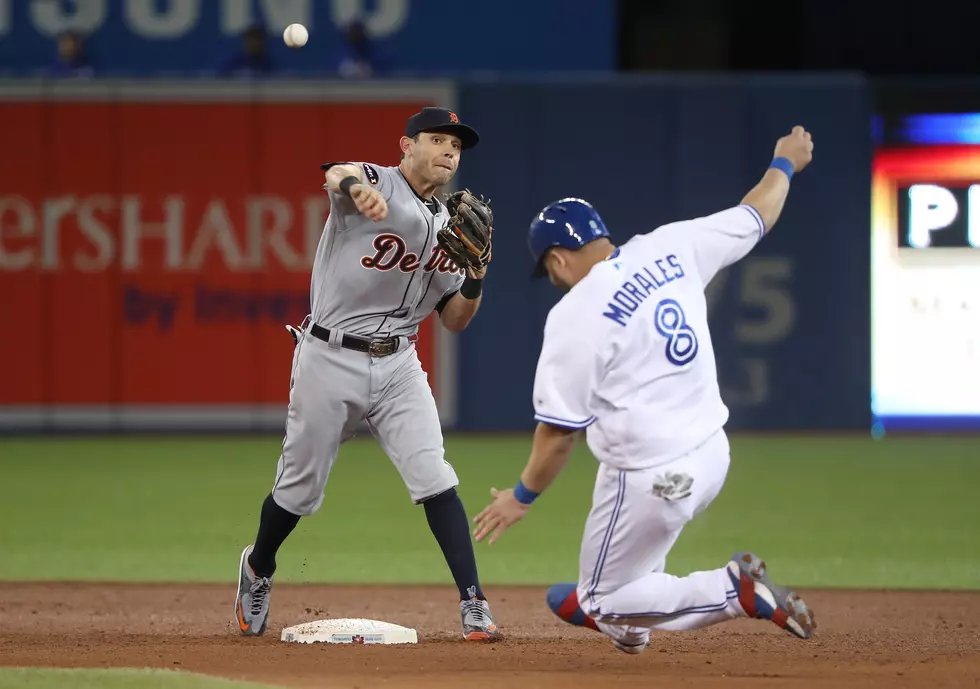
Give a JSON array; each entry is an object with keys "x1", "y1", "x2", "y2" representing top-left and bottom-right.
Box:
[
  {"x1": 336, "y1": 20, "x2": 379, "y2": 79},
  {"x1": 220, "y1": 24, "x2": 277, "y2": 77},
  {"x1": 49, "y1": 30, "x2": 95, "y2": 77}
]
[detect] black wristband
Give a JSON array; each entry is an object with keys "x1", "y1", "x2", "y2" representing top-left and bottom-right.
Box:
[
  {"x1": 460, "y1": 277, "x2": 483, "y2": 300},
  {"x1": 338, "y1": 175, "x2": 360, "y2": 198}
]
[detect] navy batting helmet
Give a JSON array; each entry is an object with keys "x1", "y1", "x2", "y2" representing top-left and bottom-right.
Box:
[{"x1": 527, "y1": 198, "x2": 610, "y2": 278}]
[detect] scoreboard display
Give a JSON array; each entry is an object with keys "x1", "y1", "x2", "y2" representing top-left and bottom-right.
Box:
[
  {"x1": 872, "y1": 113, "x2": 980, "y2": 430},
  {"x1": 897, "y1": 183, "x2": 980, "y2": 249}
]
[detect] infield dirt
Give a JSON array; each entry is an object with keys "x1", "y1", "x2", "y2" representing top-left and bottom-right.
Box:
[{"x1": 1, "y1": 583, "x2": 978, "y2": 688}]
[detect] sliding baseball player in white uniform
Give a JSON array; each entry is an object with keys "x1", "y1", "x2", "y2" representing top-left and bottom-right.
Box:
[{"x1": 474, "y1": 126, "x2": 816, "y2": 653}]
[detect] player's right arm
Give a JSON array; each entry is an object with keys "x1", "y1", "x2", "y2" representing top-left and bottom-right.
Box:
[
  {"x1": 473, "y1": 303, "x2": 602, "y2": 545},
  {"x1": 321, "y1": 162, "x2": 388, "y2": 222}
]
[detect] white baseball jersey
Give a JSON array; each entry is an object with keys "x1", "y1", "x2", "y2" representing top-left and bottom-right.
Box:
[{"x1": 532, "y1": 204, "x2": 766, "y2": 470}]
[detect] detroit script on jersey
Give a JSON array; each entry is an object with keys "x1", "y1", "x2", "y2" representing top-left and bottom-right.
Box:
[
  {"x1": 532, "y1": 204, "x2": 767, "y2": 470},
  {"x1": 360, "y1": 232, "x2": 465, "y2": 276},
  {"x1": 311, "y1": 163, "x2": 465, "y2": 338}
]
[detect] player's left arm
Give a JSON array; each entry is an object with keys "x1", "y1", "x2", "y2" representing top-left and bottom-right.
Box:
[{"x1": 434, "y1": 270, "x2": 486, "y2": 334}]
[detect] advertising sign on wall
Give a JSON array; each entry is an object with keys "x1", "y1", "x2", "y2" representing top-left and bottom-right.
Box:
[{"x1": 0, "y1": 80, "x2": 458, "y2": 431}]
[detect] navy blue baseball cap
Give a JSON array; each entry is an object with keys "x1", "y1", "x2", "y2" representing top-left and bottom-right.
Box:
[
  {"x1": 527, "y1": 198, "x2": 611, "y2": 278},
  {"x1": 405, "y1": 107, "x2": 480, "y2": 150}
]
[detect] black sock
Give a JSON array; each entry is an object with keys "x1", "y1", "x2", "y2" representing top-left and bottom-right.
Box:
[
  {"x1": 423, "y1": 488, "x2": 485, "y2": 601},
  {"x1": 248, "y1": 493, "x2": 301, "y2": 578}
]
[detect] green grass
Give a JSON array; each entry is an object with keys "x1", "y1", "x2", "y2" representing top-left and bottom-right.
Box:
[
  {"x1": 0, "y1": 434, "x2": 978, "y2": 589},
  {"x1": 0, "y1": 668, "x2": 278, "y2": 689}
]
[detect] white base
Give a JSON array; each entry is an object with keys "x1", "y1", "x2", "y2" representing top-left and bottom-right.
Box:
[{"x1": 280, "y1": 618, "x2": 419, "y2": 645}]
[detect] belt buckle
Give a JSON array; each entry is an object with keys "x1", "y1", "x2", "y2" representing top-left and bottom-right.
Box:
[{"x1": 368, "y1": 339, "x2": 395, "y2": 357}]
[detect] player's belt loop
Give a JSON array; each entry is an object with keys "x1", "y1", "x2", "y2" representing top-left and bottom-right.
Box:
[
  {"x1": 325, "y1": 325, "x2": 345, "y2": 349},
  {"x1": 387, "y1": 335, "x2": 415, "y2": 354}
]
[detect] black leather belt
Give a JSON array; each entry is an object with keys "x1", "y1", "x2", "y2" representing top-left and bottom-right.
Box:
[{"x1": 309, "y1": 323, "x2": 410, "y2": 357}]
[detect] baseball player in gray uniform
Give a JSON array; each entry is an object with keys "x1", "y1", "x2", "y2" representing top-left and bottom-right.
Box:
[{"x1": 235, "y1": 107, "x2": 498, "y2": 641}]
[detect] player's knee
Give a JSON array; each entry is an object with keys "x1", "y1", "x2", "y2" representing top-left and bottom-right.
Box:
[
  {"x1": 417, "y1": 486, "x2": 458, "y2": 506},
  {"x1": 577, "y1": 585, "x2": 633, "y2": 623},
  {"x1": 281, "y1": 499, "x2": 321, "y2": 517},
  {"x1": 272, "y1": 487, "x2": 323, "y2": 517},
  {"x1": 409, "y1": 466, "x2": 459, "y2": 505},
  {"x1": 576, "y1": 584, "x2": 601, "y2": 617}
]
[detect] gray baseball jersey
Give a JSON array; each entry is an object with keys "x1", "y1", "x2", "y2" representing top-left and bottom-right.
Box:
[
  {"x1": 311, "y1": 162, "x2": 465, "y2": 338},
  {"x1": 270, "y1": 161, "x2": 466, "y2": 514}
]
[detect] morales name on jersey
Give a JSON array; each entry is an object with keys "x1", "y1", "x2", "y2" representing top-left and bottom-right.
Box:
[{"x1": 603, "y1": 254, "x2": 686, "y2": 327}]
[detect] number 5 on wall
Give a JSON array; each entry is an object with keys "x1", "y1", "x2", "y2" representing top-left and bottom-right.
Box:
[{"x1": 735, "y1": 257, "x2": 795, "y2": 345}]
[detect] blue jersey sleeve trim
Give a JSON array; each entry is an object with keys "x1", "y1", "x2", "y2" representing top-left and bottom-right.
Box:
[
  {"x1": 739, "y1": 204, "x2": 766, "y2": 239},
  {"x1": 534, "y1": 413, "x2": 596, "y2": 430}
]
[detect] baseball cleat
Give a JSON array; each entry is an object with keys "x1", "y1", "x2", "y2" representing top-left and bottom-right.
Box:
[
  {"x1": 728, "y1": 551, "x2": 816, "y2": 639},
  {"x1": 546, "y1": 582, "x2": 600, "y2": 631},
  {"x1": 459, "y1": 591, "x2": 499, "y2": 641},
  {"x1": 612, "y1": 637, "x2": 650, "y2": 655},
  {"x1": 235, "y1": 544, "x2": 273, "y2": 636}
]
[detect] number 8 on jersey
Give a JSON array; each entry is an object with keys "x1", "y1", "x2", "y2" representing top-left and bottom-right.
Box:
[{"x1": 654, "y1": 298, "x2": 698, "y2": 366}]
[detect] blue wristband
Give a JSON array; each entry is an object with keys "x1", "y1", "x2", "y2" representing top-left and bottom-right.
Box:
[
  {"x1": 513, "y1": 480, "x2": 540, "y2": 505},
  {"x1": 769, "y1": 157, "x2": 794, "y2": 181}
]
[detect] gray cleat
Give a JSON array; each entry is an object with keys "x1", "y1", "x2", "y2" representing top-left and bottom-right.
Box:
[
  {"x1": 459, "y1": 587, "x2": 499, "y2": 641},
  {"x1": 235, "y1": 544, "x2": 273, "y2": 636},
  {"x1": 727, "y1": 551, "x2": 816, "y2": 639}
]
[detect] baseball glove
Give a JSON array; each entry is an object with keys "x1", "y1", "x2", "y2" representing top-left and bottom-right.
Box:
[{"x1": 438, "y1": 190, "x2": 493, "y2": 273}]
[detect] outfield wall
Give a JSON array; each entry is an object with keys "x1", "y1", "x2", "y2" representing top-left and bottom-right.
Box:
[{"x1": 0, "y1": 76, "x2": 871, "y2": 432}]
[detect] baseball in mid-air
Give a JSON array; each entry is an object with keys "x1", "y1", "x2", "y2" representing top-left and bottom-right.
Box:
[{"x1": 283, "y1": 23, "x2": 308, "y2": 48}]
